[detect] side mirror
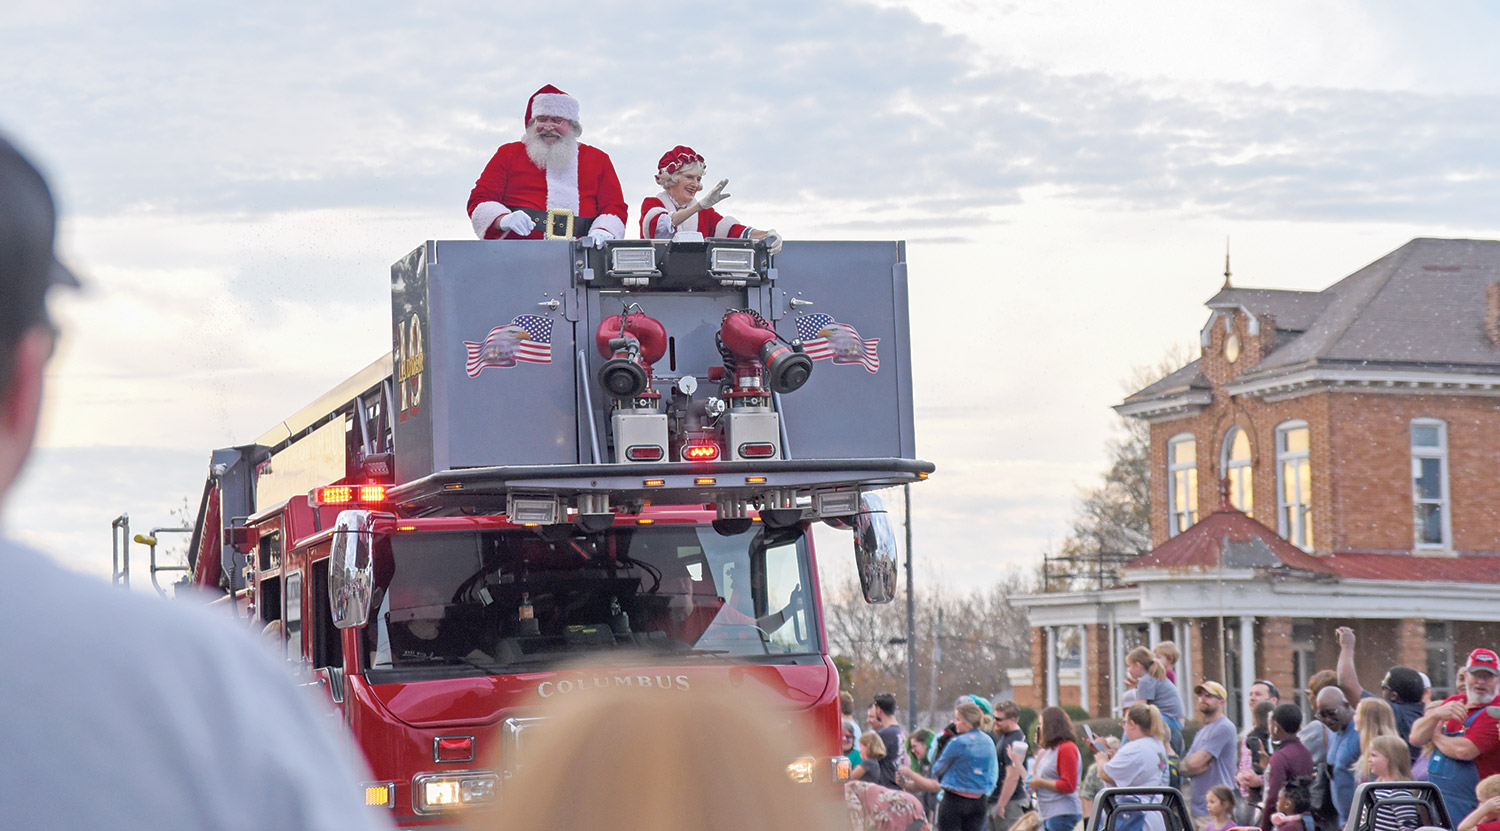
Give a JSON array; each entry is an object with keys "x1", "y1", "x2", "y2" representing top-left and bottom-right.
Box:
[
  {"x1": 852, "y1": 492, "x2": 898, "y2": 604},
  {"x1": 328, "y1": 509, "x2": 376, "y2": 629}
]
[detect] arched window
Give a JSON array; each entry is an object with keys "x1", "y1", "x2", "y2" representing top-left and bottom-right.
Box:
[
  {"x1": 1220, "y1": 427, "x2": 1253, "y2": 515},
  {"x1": 1275, "y1": 420, "x2": 1313, "y2": 550},
  {"x1": 1411, "y1": 418, "x2": 1450, "y2": 549},
  {"x1": 1167, "y1": 434, "x2": 1198, "y2": 537}
]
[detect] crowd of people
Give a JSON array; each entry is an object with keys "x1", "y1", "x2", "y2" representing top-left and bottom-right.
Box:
[{"x1": 839, "y1": 631, "x2": 1500, "y2": 831}]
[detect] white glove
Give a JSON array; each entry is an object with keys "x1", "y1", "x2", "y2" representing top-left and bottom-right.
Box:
[
  {"x1": 762, "y1": 229, "x2": 783, "y2": 255},
  {"x1": 498, "y1": 211, "x2": 535, "y2": 236},
  {"x1": 697, "y1": 179, "x2": 730, "y2": 209},
  {"x1": 587, "y1": 227, "x2": 615, "y2": 246}
]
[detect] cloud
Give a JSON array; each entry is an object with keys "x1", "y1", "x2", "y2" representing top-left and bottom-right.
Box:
[{"x1": 6, "y1": 0, "x2": 1500, "y2": 235}]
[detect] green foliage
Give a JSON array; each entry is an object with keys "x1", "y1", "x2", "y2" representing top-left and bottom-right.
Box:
[
  {"x1": 833, "y1": 655, "x2": 855, "y2": 692},
  {"x1": 1017, "y1": 705, "x2": 1038, "y2": 738},
  {"x1": 1063, "y1": 704, "x2": 1090, "y2": 723}
]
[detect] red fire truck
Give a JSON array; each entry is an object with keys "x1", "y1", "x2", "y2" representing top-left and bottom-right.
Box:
[{"x1": 157, "y1": 237, "x2": 929, "y2": 827}]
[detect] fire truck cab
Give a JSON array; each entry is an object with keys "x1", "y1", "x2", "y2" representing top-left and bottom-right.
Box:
[{"x1": 176, "y1": 237, "x2": 929, "y2": 826}]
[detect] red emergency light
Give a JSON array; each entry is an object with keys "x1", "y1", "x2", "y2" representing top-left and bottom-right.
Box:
[
  {"x1": 625, "y1": 445, "x2": 665, "y2": 462},
  {"x1": 312, "y1": 484, "x2": 388, "y2": 506},
  {"x1": 682, "y1": 443, "x2": 720, "y2": 462},
  {"x1": 737, "y1": 442, "x2": 777, "y2": 459}
]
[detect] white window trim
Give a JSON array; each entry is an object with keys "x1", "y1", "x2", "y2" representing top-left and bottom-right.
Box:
[
  {"x1": 1167, "y1": 433, "x2": 1198, "y2": 537},
  {"x1": 1410, "y1": 417, "x2": 1452, "y2": 551},
  {"x1": 1220, "y1": 426, "x2": 1253, "y2": 515},
  {"x1": 1275, "y1": 420, "x2": 1312, "y2": 550}
]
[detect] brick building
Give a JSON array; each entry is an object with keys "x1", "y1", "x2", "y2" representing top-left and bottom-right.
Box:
[{"x1": 1015, "y1": 238, "x2": 1500, "y2": 725}]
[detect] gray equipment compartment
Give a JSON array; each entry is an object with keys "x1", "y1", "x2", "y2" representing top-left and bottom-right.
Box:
[{"x1": 389, "y1": 239, "x2": 927, "y2": 505}]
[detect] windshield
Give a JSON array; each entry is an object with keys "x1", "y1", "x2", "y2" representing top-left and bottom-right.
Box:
[{"x1": 362, "y1": 522, "x2": 816, "y2": 678}]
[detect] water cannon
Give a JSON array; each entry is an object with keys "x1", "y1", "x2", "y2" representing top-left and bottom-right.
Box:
[
  {"x1": 595, "y1": 311, "x2": 667, "y2": 401},
  {"x1": 717, "y1": 311, "x2": 813, "y2": 395}
]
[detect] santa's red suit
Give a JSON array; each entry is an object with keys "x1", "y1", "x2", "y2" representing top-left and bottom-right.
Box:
[
  {"x1": 468, "y1": 143, "x2": 627, "y2": 240},
  {"x1": 639, "y1": 193, "x2": 751, "y2": 240}
]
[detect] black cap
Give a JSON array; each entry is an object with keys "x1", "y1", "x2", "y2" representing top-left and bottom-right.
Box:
[
  {"x1": 1382, "y1": 667, "x2": 1425, "y2": 704},
  {"x1": 0, "y1": 133, "x2": 79, "y2": 344}
]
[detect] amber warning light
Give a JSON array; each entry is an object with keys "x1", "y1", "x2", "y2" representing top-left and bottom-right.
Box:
[{"x1": 312, "y1": 484, "x2": 388, "y2": 506}]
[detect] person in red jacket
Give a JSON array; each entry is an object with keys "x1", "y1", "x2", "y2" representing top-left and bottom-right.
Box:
[
  {"x1": 467, "y1": 84, "x2": 627, "y2": 243},
  {"x1": 638, "y1": 146, "x2": 780, "y2": 252},
  {"x1": 1027, "y1": 706, "x2": 1082, "y2": 831}
]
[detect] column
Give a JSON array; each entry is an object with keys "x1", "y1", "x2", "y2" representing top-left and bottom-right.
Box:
[
  {"x1": 1239, "y1": 615, "x2": 1256, "y2": 727},
  {"x1": 1177, "y1": 620, "x2": 1193, "y2": 706},
  {"x1": 1109, "y1": 621, "x2": 1121, "y2": 715},
  {"x1": 1046, "y1": 626, "x2": 1060, "y2": 707},
  {"x1": 1079, "y1": 625, "x2": 1091, "y2": 714},
  {"x1": 1148, "y1": 618, "x2": 1161, "y2": 647},
  {"x1": 1397, "y1": 619, "x2": 1427, "y2": 672}
]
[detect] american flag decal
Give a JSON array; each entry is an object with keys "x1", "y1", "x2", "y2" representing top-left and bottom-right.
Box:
[
  {"x1": 464, "y1": 314, "x2": 553, "y2": 377},
  {"x1": 794, "y1": 313, "x2": 879, "y2": 373}
]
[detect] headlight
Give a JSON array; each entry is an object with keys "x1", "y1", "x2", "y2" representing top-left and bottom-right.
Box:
[
  {"x1": 412, "y1": 771, "x2": 500, "y2": 814},
  {"x1": 786, "y1": 756, "x2": 818, "y2": 784}
]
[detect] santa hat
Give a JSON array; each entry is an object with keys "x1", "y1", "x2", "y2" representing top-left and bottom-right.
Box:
[
  {"x1": 657, "y1": 145, "x2": 705, "y2": 176},
  {"x1": 525, "y1": 84, "x2": 580, "y2": 125}
]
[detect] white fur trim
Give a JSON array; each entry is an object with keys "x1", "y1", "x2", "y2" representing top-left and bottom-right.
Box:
[
  {"x1": 655, "y1": 191, "x2": 700, "y2": 235},
  {"x1": 713, "y1": 215, "x2": 741, "y2": 238},
  {"x1": 643, "y1": 205, "x2": 672, "y2": 238},
  {"x1": 545, "y1": 147, "x2": 579, "y2": 214},
  {"x1": 591, "y1": 213, "x2": 625, "y2": 240},
  {"x1": 471, "y1": 201, "x2": 507, "y2": 239},
  {"x1": 529, "y1": 92, "x2": 578, "y2": 123}
]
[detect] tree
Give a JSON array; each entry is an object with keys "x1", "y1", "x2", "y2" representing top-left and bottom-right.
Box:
[
  {"x1": 824, "y1": 569, "x2": 1036, "y2": 730},
  {"x1": 1045, "y1": 345, "x2": 1196, "y2": 592}
]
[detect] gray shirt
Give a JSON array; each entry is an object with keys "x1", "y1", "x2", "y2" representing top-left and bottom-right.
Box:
[
  {"x1": 1186, "y1": 715, "x2": 1239, "y2": 816},
  {"x1": 0, "y1": 537, "x2": 392, "y2": 831},
  {"x1": 1136, "y1": 674, "x2": 1184, "y2": 722}
]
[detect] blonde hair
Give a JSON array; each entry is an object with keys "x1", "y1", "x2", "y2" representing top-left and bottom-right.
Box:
[
  {"x1": 1152, "y1": 641, "x2": 1180, "y2": 667},
  {"x1": 955, "y1": 700, "x2": 986, "y2": 731},
  {"x1": 858, "y1": 730, "x2": 887, "y2": 760},
  {"x1": 1127, "y1": 646, "x2": 1166, "y2": 681},
  {"x1": 1358, "y1": 734, "x2": 1412, "y2": 781},
  {"x1": 1125, "y1": 702, "x2": 1166, "y2": 744},
  {"x1": 656, "y1": 160, "x2": 706, "y2": 190},
  {"x1": 1353, "y1": 697, "x2": 1399, "y2": 779},
  {"x1": 1478, "y1": 774, "x2": 1500, "y2": 802},
  {"x1": 463, "y1": 660, "x2": 840, "y2": 831}
]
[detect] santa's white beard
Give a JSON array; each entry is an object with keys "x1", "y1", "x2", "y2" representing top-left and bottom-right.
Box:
[{"x1": 523, "y1": 129, "x2": 578, "y2": 171}]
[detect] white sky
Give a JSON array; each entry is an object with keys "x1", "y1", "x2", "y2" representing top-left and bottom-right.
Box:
[{"x1": 4, "y1": 0, "x2": 1499, "y2": 592}]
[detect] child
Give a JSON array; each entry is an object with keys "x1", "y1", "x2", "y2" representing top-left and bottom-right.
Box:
[
  {"x1": 1270, "y1": 776, "x2": 1314, "y2": 831},
  {"x1": 1457, "y1": 774, "x2": 1500, "y2": 831},
  {"x1": 851, "y1": 730, "x2": 895, "y2": 788},
  {"x1": 1204, "y1": 784, "x2": 1236, "y2": 831}
]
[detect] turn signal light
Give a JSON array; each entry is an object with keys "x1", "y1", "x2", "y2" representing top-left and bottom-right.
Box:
[{"x1": 364, "y1": 782, "x2": 395, "y2": 808}]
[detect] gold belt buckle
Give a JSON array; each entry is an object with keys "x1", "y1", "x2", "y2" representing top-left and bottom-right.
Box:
[{"x1": 544, "y1": 208, "x2": 575, "y2": 240}]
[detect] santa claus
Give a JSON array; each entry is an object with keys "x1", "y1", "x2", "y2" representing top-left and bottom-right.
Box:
[
  {"x1": 467, "y1": 85, "x2": 628, "y2": 242},
  {"x1": 639, "y1": 146, "x2": 781, "y2": 253}
]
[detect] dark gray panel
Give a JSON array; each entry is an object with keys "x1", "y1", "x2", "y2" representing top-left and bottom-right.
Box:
[
  {"x1": 771, "y1": 241, "x2": 912, "y2": 459},
  {"x1": 394, "y1": 241, "x2": 579, "y2": 481}
]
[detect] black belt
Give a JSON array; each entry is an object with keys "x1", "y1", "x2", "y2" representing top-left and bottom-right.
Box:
[{"x1": 516, "y1": 207, "x2": 595, "y2": 239}]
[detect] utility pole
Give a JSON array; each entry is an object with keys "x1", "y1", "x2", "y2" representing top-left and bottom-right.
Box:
[{"x1": 904, "y1": 483, "x2": 917, "y2": 728}]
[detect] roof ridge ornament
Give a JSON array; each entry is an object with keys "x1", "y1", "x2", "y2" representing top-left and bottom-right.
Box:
[{"x1": 1223, "y1": 235, "x2": 1232, "y2": 290}]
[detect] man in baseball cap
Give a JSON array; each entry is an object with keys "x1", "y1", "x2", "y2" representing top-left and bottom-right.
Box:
[
  {"x1": 0, "y1": 132, "x2": 392, "y2": 830},
  {"x1": 0, "y1": 136, "x2": 78, "y2": 339},
  {"x1": 1410, "y1": 647, "x2": 1500, "y2": 820},
  {"x1": 1182, "y1": 680, "x2": 1238, "y2": 822}
]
